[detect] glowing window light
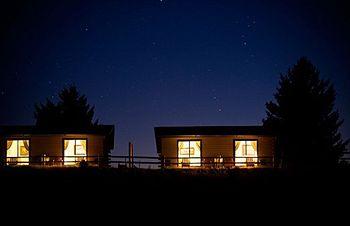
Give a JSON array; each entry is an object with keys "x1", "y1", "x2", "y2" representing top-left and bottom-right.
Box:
[
  {"x1": 6, "y1": 140, "x2": 29, "y2": 165},
  {"x1": 63, "y1": 139, "x2": 87, "y2": 165},
  {"x1": 234, "y1": 140, "x2": 258, "y2": 167},
  {"x1": 178, "y1": 140, "x2": 201, "y2": 167}
]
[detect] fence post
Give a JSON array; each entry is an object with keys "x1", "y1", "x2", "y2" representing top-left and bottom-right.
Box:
[
  {"x1": 160, "y1": 156, "x2": 165, "y2": 169},
  {"x1": 128, "y1": 142, "x2": 134, "y2": 168}
]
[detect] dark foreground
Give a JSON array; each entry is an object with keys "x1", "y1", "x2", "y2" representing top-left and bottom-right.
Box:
[
  {"x1": 1, "y1": 167, "x2": 349, "y2": 215},
  {"x1": 1, "y1": 167, "x2": 350, "y2": 195}
]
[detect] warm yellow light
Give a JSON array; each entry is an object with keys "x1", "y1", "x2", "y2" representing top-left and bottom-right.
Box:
[
  {"x1": 64, "y1": 139, "x2": 87, "y2": 165},
  {"x1": 6, "y1": 140, "x2": 29, "y2": 165},
  {"x1": 178, "y1": 140, "x2": 201, "y2": 167},
  {"x1": 235, "y1": 140, "x2": 258, "y2": 167}
]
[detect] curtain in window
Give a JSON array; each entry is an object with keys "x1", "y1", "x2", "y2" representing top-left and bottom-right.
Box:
[
  {"x1": 23, "y1": 140, "x2": 30, "y2": 151},
  {"x1": 7, "y1": 140, "x2": 13, "y2": 150},
  {"x1": 195, "y1": 141, "x2": 200, "y2": 149},
  {"x1": 81, "y1": 140, "x2": 86, "y2": 150},
  {"x1": 64, "y1": 140, "x2": 69, "y2": 150},
  {"x1": 251, "y1": 141, "x2": 257, "y2": 151},
  {"x1": 235, "y1": 141, "x2": 241, "y2": 151}
]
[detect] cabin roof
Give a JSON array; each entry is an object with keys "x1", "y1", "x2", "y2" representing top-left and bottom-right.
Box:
[
  {"x1": 0, "y1": 125, "x2": 115, "y2": 150},
  {"x1": 154, "y1": 126, "x2": 271, "y2": 136},
  {"x1": 154, "y1": 126, "x2": 274, "y2": 153}
]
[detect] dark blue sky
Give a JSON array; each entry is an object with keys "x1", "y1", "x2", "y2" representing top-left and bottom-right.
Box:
[{"x1": 1, "y1": 0, "x2": 349, "y2": 156}]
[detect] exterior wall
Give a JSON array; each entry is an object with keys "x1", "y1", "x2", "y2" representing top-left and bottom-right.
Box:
[
  {"x1": 1, "y1": 134, "x2": 106, "y2": 165},
  {"x1": 29, "y1": 134, "x2": 105, "y2": 156},
  {"x1": 160, "y1": 135, "x2": 276, "y2": 168}
]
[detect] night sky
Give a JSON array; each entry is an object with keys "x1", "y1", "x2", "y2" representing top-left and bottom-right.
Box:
[{"x1": 1, "y1": 0, "x2": 349, "y2": 156}]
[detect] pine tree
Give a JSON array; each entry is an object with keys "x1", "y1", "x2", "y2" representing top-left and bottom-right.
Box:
[
  {"x1": 263, "y1": 57, "x2": 348, "y2": 168},
  {"x1": 34, "y1": 98, "x2": 61, "y2": 128},
  {"x1": 34, "y1": 86, "x2": 98, "y2": 128}
]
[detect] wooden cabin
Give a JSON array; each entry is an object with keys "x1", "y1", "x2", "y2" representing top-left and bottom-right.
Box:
[
  {"x1": 0, "y1": 125, "x2": 114, "y2": 166},
  {"x1": 155, "y1": 126, "x2": 276, "y2": 168}
]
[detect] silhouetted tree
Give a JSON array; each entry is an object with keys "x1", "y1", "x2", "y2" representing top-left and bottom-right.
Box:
[
  {"x1": 35, "y1": 86, "x2": 98, "y2": 128},
  {"x1": 263, "y1": 57, "x2": 348, "y2": 168},
  {"x1": 34, "y1": 99, "x2": 61, "y2": 128}
]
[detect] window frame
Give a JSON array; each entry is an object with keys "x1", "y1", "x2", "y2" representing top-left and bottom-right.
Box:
[
  {"x1": 6, "y1": 138, "x2": 30, "y2": 165},
  {"x1": 176, "y1": 139, "x2": 202, "y2": 167},
  {"x1": 62, "y1": 138, "x2": 88, "y2": 164},
  {"x1": 233, "y1": 139, "x2": 258, "y2": 165}
]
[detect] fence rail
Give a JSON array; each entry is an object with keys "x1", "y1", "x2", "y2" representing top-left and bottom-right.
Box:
[
  {"x1": 3, "y1": 155, "x2": 275, "y2": 169},
  {"x1": 3, "y1": 154, "x2": 350, "y2": 169}
]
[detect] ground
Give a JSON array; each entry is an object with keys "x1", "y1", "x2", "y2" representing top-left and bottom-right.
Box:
[{"x1": 1, "y1": 167, "x2": 349, "y2": 215}]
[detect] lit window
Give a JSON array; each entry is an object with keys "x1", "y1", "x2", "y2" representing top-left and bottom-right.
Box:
[
  {"x1": 63, "y1": 139, "x2": 87, "y2": 165},
  {"x1": 178, "y1": 140, "x2": 201, "y2": 167},
  {"x1": 234, "y1": 140, "x2": 258, "y2": 167},
  {"x1": 6, "y1": 140, "x2": 30, "y2": 165}
]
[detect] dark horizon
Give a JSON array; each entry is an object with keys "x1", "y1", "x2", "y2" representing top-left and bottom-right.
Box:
[{"x1": 1, "y1": 0, "x2": 350, "y2": 156}]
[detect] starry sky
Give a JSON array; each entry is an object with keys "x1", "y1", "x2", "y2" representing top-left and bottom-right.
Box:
[{"x1": 1, "y1": 0, "x2": 349, "y2": 156}]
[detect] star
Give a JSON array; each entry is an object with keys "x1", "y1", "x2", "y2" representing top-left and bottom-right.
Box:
[{"x1": 81, "y1": 24, "x2": 89, "y2": 32}]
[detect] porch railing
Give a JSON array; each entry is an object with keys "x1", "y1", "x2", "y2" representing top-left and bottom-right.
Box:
[
  {"x1": 3, "y1": 154, "x2": 350, "y2": 168},
  {"x1": 3, "y1": 155, "x2": 275, "y2": 169}
]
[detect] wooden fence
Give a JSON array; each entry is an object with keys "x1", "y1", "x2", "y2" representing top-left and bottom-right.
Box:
[
  {"x1": 3, "y1": 155, "x2": 274, "y2": 169},
  {"x1": 3, "y1": 154, "x2": 350, "y2": 169}
]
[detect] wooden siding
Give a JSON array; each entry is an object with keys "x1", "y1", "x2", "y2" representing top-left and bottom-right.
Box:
[
  {"x1": 160, "y1": 135, "x2": 275, "y2": 166},
  {"x1": 1, "y1": 134, "x2": 106, "y2": 163}
]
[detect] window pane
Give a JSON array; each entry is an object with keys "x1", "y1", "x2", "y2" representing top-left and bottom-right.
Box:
[
  {"x1": 235, "y1": 140, "x2": 257, "y2": 167},
  {"x1": 75, "y1": 140, "x2": 87, "y2": 155},
  {"x1": 18, "y1": 140, "x2": 29, "y2": 156},
  {"x1": 64, "y1": 139, "x2": 87, "y2": 165},
  {"x1": 189, "y1": 141, "x2": 201, "y2": 167},
  {"x1": 7, "y1": 140, "x2": 18, "y2": 157},
  {"x1": 64, "y1": 140, "x2": 76, "y2": 165},
  {"x1": 179, "y1": 141, "x2": 190, "y2": 155},
  {"x1": 6, "y1": 140, "x2": 29, "y2": 165},
  {"x1": 178, "y1": 141, "x2": 190, "y2": 167},
  {"x1": 178, "y1": 140, "x2": 201, "y2": 167}
]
